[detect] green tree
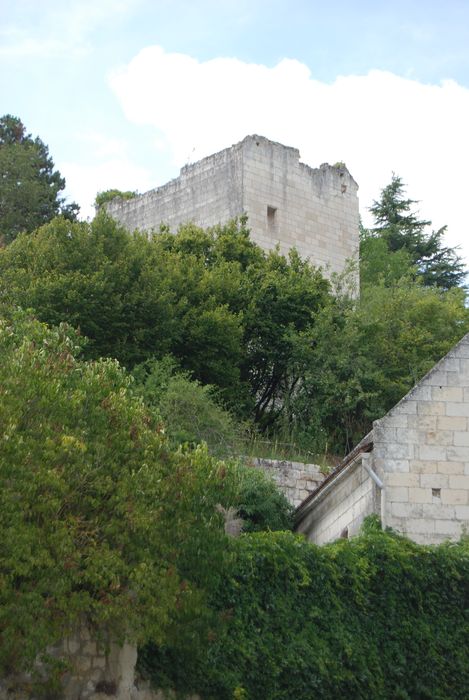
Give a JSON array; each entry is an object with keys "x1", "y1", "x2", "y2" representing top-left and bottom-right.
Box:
[
  {"x1": 0, "y1": 115, "x2": 79, "y2": 244},
  {"x1": 133, "y1": 356, "x2": 241, "y2": 457},
  {"x1": 0, "y1": 214, "x2": 178, "y2": 366},
  {"x1": 0, "y1": 214, "x2": 332, "y2": 426},
  {"x1": 0, "y1": 308, "x2": 237, "y2": 676},
  {"x1": 95, "y1": 189, "x2": 137, "y2": 208},
  {"x1": 366, "y1": 174, "x2": 466, "y2": 289},
  {"x1": 290, "y1": 275, "x2": 469, "y2": 454},
  {"x1": 233, "y1": 466, "x2": 294, "y2": 533}
]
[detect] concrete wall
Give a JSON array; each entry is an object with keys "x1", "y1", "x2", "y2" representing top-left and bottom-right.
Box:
[
  {"x1": 372, "y1": 334, "x2": 469, "y2": 545},
  {"x1": 248, "y1": 457, "x2": 325, "y2": 508},
  {"x1": 105, "y1": 135, "x2": 359, "y2": 277},
  {"x1": 296, "y1": 454, "x2": 380, "y2": 545}
]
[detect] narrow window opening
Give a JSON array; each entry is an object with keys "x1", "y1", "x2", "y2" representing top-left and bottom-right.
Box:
[
  {"x1": 432, "y1": 488, "x2": 441, "y2": 499},
  {"x1": 267, "y1": 205, "x2": 277, "y2": 230}
]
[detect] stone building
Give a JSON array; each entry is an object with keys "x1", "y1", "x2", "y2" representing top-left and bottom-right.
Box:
[
  {"x1": 105, "y1": 135, "x2": 359, "y2": 276},
  {"x1": 295, "y1": 333, "x2": 469, "y2": 545}
]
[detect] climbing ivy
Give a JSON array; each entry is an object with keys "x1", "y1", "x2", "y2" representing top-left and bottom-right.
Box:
[{"x1": 140, "y1": 520, "x2": 469, "y2": 700}]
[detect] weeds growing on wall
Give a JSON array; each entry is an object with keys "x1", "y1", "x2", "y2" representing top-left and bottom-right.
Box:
[{"x1": 139, "y1": 518, "x2": 469, "y2": 700}]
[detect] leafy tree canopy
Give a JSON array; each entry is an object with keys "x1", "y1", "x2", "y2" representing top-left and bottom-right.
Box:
[
  {"x1": 95, "y1": 189, "x2": 138, "y2": 208},
  {"x1": 0, "y1": 307, "x2": 240, "y2": 676},
  {"x1": 133, "y1": 356, "x2": 241, "y2": 458},
  {"x1": 364, "y1": 174, "x2": 466, "y2": 290},
  {"x1": 1, "y1": 209, "x2": 468, "y2": 457},
  {"x1": 0, "y1": 115, "x2": 79, "y2": 244},
  {"x1": 0, "y1": 214, "x2": 331, "y2": 423},
  {"x1": 286, "y1": 275, "x2": 469, "y2": 454}
]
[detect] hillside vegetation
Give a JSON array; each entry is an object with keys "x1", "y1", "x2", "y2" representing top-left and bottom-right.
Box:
[
  {"x1": 1, "y1": 120, "x2": 468, "y2": 698},
  {"x1": 1, "y1": 200, "x2": 467, "y2": 457}
]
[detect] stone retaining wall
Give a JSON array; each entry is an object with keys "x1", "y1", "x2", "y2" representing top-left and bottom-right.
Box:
[{"x1": 248, "y1": 457, "x2": 325, "y2": 508}]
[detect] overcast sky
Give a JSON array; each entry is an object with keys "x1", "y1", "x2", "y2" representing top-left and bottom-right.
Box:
[{"x1": 2, "y1": 0, "x2": 469, "y2": 263}]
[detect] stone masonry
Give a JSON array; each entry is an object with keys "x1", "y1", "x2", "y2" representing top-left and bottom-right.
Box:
[
  {"x1": 372, "y1": 333, "x2": 469, "y2": 544},
  {"x1": 248, "y1": 457, "x2": 325, "y2": 508},
  {"x1": 296, "y1": 333, "x2": 469, "y2": 545},
  {"x1": 0, "y1": 627, "x2": 198, "y2": 700},
  {"x1": 105, "y1": 135, "x2": 359, "y2": 276}
]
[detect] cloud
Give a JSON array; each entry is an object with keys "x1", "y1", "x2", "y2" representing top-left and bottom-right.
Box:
[
  {"x1": 62, "y1": 159, "x2": 153, "y2": 220},
  {"x1": 60, "y1": 131, "x2": 153, "y2": 220},
  {"x1": 0, "y1": 0, "x2": 139, "y2": 58},
  {"x1": 110, "y1": 46, "x2": 469, "y2": 261}
]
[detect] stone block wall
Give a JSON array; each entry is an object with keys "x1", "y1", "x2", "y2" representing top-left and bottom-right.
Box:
[
  {"x1": 295, "y1": 454, "x2": 380, "y2": 544},
  {"x1": 372, "y1": 335, "x2": 469, "y2": 544},
  {"x1": 104, "y1": 144, "x2": 244, "y2": 234},
  {"x1": 248, "y1": 457, "x2": 325, "y2": 508},
  {"x1": 0, "y1": 629, "x2": 137, "y2": 700},
  {"x1": 105, "y1": 135, "x2": 359, "y2": 277},
  {"x1": 241, "y1": 137, "x2": 358, "y2": 274}
]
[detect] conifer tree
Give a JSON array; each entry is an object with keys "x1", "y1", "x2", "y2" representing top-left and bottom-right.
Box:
[
  {"x1": 0, "y1": 115, "x2": 78, "y2": 244},
  {"x1": 368, "y1": 174, "x2": 466, "y2": 289}
]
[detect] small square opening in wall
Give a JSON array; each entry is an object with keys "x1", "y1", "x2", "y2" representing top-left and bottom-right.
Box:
[
  {"x1": 267, "y1": 205, "x2": 277, "y2": 229},
  {"x1": 432, "y1": 488, "x2": 441, "y2": 499}
]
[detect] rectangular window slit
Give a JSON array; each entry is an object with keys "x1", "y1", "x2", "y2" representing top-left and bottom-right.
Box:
[{"x1": 267, "y1": 205, "x2": 277, "y2": 229}]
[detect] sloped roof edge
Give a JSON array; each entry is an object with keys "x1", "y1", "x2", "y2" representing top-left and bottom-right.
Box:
[
  {"x1": 294, "y1": 331, "x2": 469, "y2": 527},
  {"x1": 294, "y1": 431, "x2": 373, "y2": 525},
  {"x1": 375, "y1": 332, "x2": 469, "y2": 423}
]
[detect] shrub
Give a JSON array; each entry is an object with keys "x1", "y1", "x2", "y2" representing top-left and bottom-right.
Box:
[{"x1": 0, "y1": 309, "x2": 236, "y2": 676}]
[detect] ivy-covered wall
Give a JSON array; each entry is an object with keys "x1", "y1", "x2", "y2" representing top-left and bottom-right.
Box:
[{"x1": 140, "y1": 521, "x2": 469, "y2": 700}]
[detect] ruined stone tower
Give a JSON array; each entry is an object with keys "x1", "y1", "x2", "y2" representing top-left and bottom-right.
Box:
[{"x1": 105, "y1": 135, "x2": 359, "y2": 275}]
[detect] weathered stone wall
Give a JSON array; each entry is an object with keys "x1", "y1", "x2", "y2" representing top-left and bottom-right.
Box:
[
  {"x1": 248, "y1": 457, "x2": 325, "y2": 508},
  {"x1": 295, "y1": 454, "x2": 380, "y2": 544},
  {"x1": 105, "y1": 143, "x2": 244, "y2": 235},
  {"x1": 0, "y1": 629, "x2": 137, "y2": 700},
  {"x1": 105, "y1": 135, "x2": 359, "y2": 277},
  {"x1": 0, "y1": 628, "x2": 197, "y2": 700},
  {"x1": 372, "y1": 334, "x2": 469, "y2": 544},
  {"x1": 240, "y1": 137, "x2": 358, "y2": 274}
]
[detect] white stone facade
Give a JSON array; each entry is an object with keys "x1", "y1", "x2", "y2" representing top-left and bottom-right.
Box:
[
  {"x1": 296, "y1": 334, "x2": 469, "y2": 545},
  {"x1": 105, "y1": 135, "x2": 359, "y2": 276}
]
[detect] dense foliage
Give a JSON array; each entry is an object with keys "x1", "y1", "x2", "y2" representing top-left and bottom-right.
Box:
[
  {"x1": 140, "y1": 522, "x2": 469, "y2": 700},
  {"x1": 287, "y1": 276, "x2": 469, "y2": 451},
  {"x1": 1, "y1": 208, "x2": 467, "y2": 455},
  {"x1": 0, "y1": 115, "x2": 78, "y2": 244},
  {"x1": 0, "y1": 309, "x2": 241, "y2": 676},
  {"x1": 132, "y1": 356, "x2": 240, "y2": 457},
  {"x1": 0, "y1": 213, "x2": 330, "y2": 427},
  {"x1": 95, "y1": 189, "x2": 138, "y2": 207}
]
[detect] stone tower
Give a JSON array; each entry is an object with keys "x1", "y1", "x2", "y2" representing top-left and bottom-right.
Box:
[{"x1": 105, "y1": 135, "x2": 359, "y2": 276}]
